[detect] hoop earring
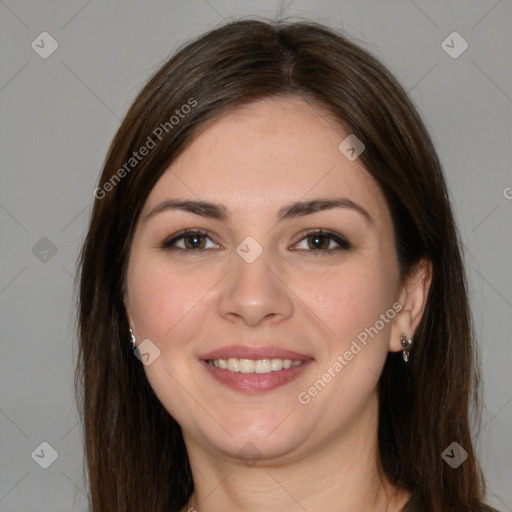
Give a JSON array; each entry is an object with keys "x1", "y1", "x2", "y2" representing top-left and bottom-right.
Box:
[
  {"x1": 400, "y1": 333, "x2": 413, "y2": 362},
  {"x1": 130, "y1": 328, "x2": 137, "y2": 350}
]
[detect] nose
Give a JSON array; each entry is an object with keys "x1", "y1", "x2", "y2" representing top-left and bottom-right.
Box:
[{"x1": 217, "y1": 245, "x2": 294, "y2": 327}]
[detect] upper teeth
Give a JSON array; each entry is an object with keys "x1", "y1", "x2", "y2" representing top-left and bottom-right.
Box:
[{"x1": 208, "y1": 358, "x2": 303, "y2": 373}]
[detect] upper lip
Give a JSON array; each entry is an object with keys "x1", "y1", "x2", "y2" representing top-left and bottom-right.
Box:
[{"x1": 199, "y1": 345, "x2": 313, "y2": 361}]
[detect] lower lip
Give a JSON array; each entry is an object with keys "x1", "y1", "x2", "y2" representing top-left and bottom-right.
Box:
[{"x1": 200, "y1": 359, "x2": 313, "y2": 393}]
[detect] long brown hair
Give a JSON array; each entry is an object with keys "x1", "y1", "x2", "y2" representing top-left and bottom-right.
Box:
[{"x1": 75, "y1": 18, "x2": 490, "y2": 511}]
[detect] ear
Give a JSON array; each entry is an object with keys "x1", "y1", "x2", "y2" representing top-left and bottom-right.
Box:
[{"x1": 389, "y1": 258, "x2": 433, "y2": 352}]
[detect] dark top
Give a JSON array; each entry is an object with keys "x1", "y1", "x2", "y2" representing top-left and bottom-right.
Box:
[{"x1": 400, "y1": 492, "x2": 501, "y2": 512}]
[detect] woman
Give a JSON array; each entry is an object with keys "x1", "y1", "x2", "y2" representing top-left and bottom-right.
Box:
[{"x1": 75, "y1": 19, "x2": 499, "y2": 512}]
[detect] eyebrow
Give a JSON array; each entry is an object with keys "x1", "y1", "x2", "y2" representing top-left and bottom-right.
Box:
[{"x1": 143, "y1": 197, "x2": 374, "y2": 225}]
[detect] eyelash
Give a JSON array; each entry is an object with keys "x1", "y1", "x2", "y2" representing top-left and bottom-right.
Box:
[{"x1": 159, "y1": 228, "x2": 351, "y2": 254}]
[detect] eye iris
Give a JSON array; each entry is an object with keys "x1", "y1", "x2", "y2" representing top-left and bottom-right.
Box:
[
  {"x1": 308, "y1": 234, "x2": 330, "y2": 250},
  {"x1": 185, "y1": 234, "x2": 206, "y2": 249}
]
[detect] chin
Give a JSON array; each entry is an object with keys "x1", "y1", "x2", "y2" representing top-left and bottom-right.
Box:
[{"x1": 204, "y1": 430, "x2": 308, "y2": 465}]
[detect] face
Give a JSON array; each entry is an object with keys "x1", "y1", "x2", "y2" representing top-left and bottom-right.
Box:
[{"x1": 124, "y1": 96, "x2": 407, "y2": 463}]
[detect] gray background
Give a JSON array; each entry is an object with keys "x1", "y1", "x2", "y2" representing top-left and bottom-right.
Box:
[{"x1": 1, "y1": 1, "x2": 511, "y2": 511}]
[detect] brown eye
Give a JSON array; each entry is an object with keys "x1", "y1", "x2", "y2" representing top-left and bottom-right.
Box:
[
  {"x1": 160, "y1": 230, "x2": 219, "y2": 251},
  {"x1": 182, "y1": 233, "x2": 207, "y2": 249},
  {"x1": 293, "y1": 229, "x2": 351, "y2": 253},
  {"x1": 160, "y1": 228, "x2": 350, "y2": 254}
]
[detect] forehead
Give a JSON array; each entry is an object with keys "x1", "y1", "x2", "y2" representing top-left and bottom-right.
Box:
[{"x1": 143, "y1": 96, "x2": 390, "y2": 226}]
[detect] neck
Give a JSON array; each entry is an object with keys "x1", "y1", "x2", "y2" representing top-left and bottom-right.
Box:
[{"x1": 180, "y1": 392, "x2": 410, "y2": 512}]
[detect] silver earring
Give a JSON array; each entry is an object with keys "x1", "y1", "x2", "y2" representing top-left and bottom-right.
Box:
[
  {"x1": 400, "y1": 333, "x2": 413, "y2": 362},
  {"x1": 130, "y1": 328, "x2": 136, "y2": 350}
]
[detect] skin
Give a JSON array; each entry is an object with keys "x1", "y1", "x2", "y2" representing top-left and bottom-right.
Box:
[{"x1": 124, "y1": 96, "x2": 432, "y2": 512}]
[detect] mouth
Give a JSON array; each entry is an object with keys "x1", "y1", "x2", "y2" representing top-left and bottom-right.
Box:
[
  {"x1": 205, "y1": 357, "x2": 304, "y2": 373},
  {"x1": 199, "y1": 345, "x2": 314, "y2": 393}
]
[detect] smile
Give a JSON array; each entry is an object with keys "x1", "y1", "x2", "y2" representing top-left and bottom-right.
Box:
[
  {"x1": 206, "y1": 357, "x2": 304, "y2": 374},
  {"x1": 199, "y1": 345, "x2": 314, "y2": 393}
]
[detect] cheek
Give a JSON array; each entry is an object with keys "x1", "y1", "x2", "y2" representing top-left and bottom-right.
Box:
[
  {"x1": 128, "y1": 253, "x2": 212, "y2": 342},
  {"x1": 294, "y1": 262, "x2": 398, "y2": 418},
  {"x1": 127, "y1": 255, "x2": 215, "y2": 422},
  {"x1": 298, "y1": 257, "x2": 398, "y2": 356}
]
